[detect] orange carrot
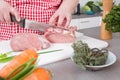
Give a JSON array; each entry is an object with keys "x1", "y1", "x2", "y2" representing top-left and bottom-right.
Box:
[
  {"x1": 24, "y1": 68, "x2": 51, "y2": 80},
  {"x1": 0, "y1": 49, "x2": 38, "y2": 78}
]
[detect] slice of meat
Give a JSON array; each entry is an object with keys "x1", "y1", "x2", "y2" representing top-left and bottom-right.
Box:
[
  {"x1": 10, "y1": 33, "x2": 50, "y2": 51},
  {"x1": 44, "y1": 26, "x2": 76, "y2": 43}
]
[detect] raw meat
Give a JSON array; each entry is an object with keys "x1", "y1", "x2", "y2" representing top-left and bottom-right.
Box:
[
  {"x1": 44, "y1": 26, "x2": 76, "y2": 43},
  {"x1": 10, "y1": 33, "x2": 50, "y2": 51}
]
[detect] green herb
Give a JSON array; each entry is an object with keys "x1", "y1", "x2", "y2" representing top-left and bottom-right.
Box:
[
  {"x1": 72, "y1": 41, "x2": 108, "y2": 70},
  {"x1": 0, "y1": 51, "x2": 13, "y2": 63},
  {"x1": 103, "y1": 3, "x2": 120, "y2": 32}
]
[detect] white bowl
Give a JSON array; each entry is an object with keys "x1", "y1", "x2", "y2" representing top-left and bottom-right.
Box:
[{"x1": 71, "y1": 51, "x2": 117, "y2": 71}]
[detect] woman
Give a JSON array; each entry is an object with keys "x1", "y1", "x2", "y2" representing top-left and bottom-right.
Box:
[{"x1": 0, "y1": 0, "x2": 78, "y2": 40}]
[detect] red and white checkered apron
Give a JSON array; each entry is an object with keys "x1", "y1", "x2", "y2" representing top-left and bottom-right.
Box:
[{"x1": 0, "y1": 0, "x2": 61, "y2": 40}]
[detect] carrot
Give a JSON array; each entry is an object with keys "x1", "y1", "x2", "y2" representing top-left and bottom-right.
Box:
[
  {"x1": 6, "y1": 58, "x2": 36, "y2": 80},
  {"x1": 0, "y1": 49, "x2": 38, "y2": 78},
  {"x1": 23, "y1": 68, "x2": 51, "y2": 80}
]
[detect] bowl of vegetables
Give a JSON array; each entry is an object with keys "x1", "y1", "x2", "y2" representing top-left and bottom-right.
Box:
[
  {"x1": 82, "y1": 1, "x2": 102, "y2": 15},
  {"x1": 71, "y1": 41, "x2": 116, "y2": 71}
]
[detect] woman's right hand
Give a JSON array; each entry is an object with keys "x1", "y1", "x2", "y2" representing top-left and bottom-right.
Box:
[{"x1": 0, "y1": 0, "x2": 20, "y2": 22}]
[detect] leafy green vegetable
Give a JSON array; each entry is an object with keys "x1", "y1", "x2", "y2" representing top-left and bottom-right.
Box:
[
  {"x1": 90, "y1": 4, "x2": 102, "y2": 13},
  {"x1": 72, "y1": 41, "x2": 108, "y2": 70},
  {"x1": 103, "y1": 3, "x2": 120, "y2": 32},
  {"x1": 83, "y1": 1, "x2": 102, "y2": 13},
  {"x1": 86, "y1": 1, "x2": 94, "y2": 6},
  {"x1": 96, "y1": 1, "x2": 103, "y2": 6}
]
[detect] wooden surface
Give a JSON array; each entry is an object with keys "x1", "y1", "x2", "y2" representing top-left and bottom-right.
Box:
[
  {"x1": 42, "y1": 27, "x2": 120, "y2": 80},
  {"x1": 100, "y1": 0, "x2": 113, "y2": 40}
]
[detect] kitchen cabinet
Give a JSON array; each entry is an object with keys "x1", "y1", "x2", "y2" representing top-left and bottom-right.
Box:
[{"x1": 70, "y1": 13, "x2": 102, "y2": 30}]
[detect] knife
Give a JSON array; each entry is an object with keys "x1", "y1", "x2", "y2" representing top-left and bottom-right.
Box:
[{"x1": 10, "y1": 15, "x2": 69, "y2": 32}]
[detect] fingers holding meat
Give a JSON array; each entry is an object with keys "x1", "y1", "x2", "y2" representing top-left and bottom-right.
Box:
[
  {"x1": 45, "y1": 33, "x2": 76, "y2": 43},
  {"x1": 44, "y1": 26, "x2": 76, "y2": 43}
]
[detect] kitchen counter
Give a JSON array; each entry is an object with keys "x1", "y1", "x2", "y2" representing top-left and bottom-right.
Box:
[
  {"x1": 43, "y1": 27, "x2": 120, "y2": 80},
  {"x1": 72, "y1": 13, "x2": 102, "y2": 19},
  {"x1": 70, "y1": 13, "x2": 102, "y2": 29}
]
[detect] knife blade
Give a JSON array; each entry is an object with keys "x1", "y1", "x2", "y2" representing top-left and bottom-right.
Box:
[{"x1": 10, "y1": 15, "x2": 69, "y2": 32}]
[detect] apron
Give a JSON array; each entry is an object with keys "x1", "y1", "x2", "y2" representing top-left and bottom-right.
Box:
[{"x1": 0, "y1": 0, "x2": 62, "y2": 40}]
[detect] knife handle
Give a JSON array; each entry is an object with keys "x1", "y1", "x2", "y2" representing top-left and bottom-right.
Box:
[{"x1": 10, "y1": 14, "x2": 25, "y2": 28}]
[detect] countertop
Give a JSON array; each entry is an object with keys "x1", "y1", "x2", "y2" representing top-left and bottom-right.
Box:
[
  {"x1": 72, "y1": 13, "x2": 102, "y2": 19},
  {"x1": 43, "y1": 27, "x2": 120, "y2": 80}
]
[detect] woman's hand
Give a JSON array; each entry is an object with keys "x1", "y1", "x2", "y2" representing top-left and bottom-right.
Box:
[
  {"x1": 0, "y1": 0, "x2": 20, "y2": 22},
  {"x1": 49, "y1": 0, "x2": 78, "y2": 28},
  {"x1": 49, "y1": 7, "x2": 72, "y2": 28}
]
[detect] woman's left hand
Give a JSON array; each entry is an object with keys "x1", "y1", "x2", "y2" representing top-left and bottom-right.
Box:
[
  {"x1": 49, "y1": 7, "x2": 72, "y2": 28},
  {"x1": 49, "y1": 0, "x2": 78, "y2": 28}
]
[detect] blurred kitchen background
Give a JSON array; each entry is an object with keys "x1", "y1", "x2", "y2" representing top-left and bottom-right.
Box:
[{"x1": 71, "y1": 0, "x2": 120, "y2": 29}]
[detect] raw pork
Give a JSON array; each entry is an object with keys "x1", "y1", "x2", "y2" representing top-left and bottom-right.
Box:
[
  {"x1": 10, "y1": 33, "x2": 50, "y2": 51},
  {"x1": 44, "y1": 27, "x2": 76, "y2": 43}
]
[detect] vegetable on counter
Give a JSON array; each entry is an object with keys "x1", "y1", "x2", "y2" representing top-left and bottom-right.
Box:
[
  {"x1": 72, "y1": 41, "x2": 108, "y2": 70},
  {"x1": 0, "y1": 56, "x2": 14, "y2": 63},
  {"x1": 0, "y1": 51, "x2": 13, "y2": 63},
  {"x1": 24, "y1": 68, "x2": 51, "y2": 80},
  {"x1": 0, "y1": 49, "x2": 52, "y2": 80},
  {"x1": 0, "y1": 49, "x2": 63, "y2": 63},
  {"x1": 0, "y1": 77, "x2": 5, "y2": 80},
  {"x1": 0, "y1": 49, "x2": 38, "y2": 78},
  {"x1": 103, "y1": 3, "x2": 120, "y2": 32},
  {"x1": 6, "y1": 58, "x2": 37, "y2": 80},
  {"x1": 0, "y1": 58, "x2": 51, "y2": 80},
  {"x1": 82, "y1": 1, "x2": 102, "y2": 15}
]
